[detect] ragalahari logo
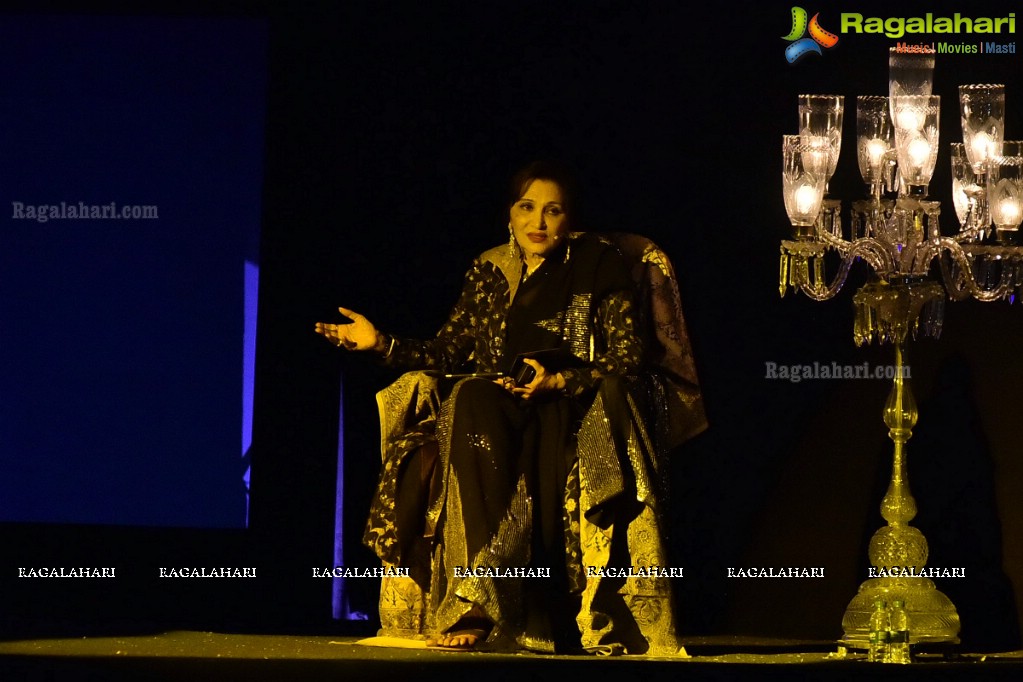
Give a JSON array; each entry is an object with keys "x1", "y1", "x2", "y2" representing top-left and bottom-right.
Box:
[{"x1": 783, "y1": 7, "x2": 839, "y2": 63}]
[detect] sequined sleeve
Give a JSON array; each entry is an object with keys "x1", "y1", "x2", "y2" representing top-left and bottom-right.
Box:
[
  {"x1": 378, "y1": 260, "x2": 484, "y2": 372},
  {"x1": 560, "y1": 290, "x2": 643, "y2": 398}
]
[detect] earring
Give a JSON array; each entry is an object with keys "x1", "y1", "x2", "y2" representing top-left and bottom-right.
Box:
[
  {"x1": 508, "y1": 224, "x2": 516, "y2": 257},
  {"x1": 564, "y1": 239, "x2": 571, "y2": 263}
]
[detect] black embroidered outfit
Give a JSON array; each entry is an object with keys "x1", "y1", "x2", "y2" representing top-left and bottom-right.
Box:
[{"x1": 363, "y1": 232, "x2": 704, "y2": 654}]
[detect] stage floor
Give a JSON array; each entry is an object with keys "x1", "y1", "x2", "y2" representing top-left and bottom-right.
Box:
[{"x1": 1, "y1": 631, "x2": 1022, "y2": 681}]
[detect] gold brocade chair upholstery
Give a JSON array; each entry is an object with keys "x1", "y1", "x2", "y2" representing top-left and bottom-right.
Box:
[{"x1": 371, "y1": 233, "x2": 706, "y2": 655}]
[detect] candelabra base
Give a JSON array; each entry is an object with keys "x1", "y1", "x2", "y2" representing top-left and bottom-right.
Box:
[{"x1": 840, "y1": 577, "x2": 961, "y2": 646}]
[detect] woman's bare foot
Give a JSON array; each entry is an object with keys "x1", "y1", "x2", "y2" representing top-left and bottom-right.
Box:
[
  {"x1": 427, "y1": 627, "x2": 489, "y2": 650},
  {"x1": 426, "y1": 610, "x2": 492, "y2": 651}
]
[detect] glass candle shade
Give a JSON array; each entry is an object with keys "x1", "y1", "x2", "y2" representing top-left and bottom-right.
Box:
[
  {"x1": 959, "y1": 84, "x2": 1005, "y2": 174},
  {"x1": 951, "y1": 142, "x2": 987, "y2": 235},
  {"x1": 987, "y1": 142, "x2": 1023, "y2": 241},
  {"x1": 799, "y1": 94, "x2": 844, "y2": 183},
  {"x1": 950, "y1": 144, "x2": 974, "y2": 226},
  {"x1": 783, "y1": 134, "x2": 827, "y2": 239},
  {"x1": 892, "y1": 95, "x2": 940, "y2": 195},
  {"x1": 856, "y1": 96, "x2": 894, "y2": 188},
  {"x1": 949, "y1": 143, "x2": 982, "y2": 229},
  {"x1": 889, "y1": 47, "x2": 934, "y2": 116}
]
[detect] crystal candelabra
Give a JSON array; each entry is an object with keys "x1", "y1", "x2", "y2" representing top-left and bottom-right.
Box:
[{"x1": 780, "y1": 48, "x2": 1023, "y2": 649}]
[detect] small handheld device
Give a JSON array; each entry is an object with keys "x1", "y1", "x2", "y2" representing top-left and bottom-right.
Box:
[
  {"x1": 509, "y1": 348, "x2": 585, "y2": 387},
  {"x1": 513, "y1": 362, "x2": 537, "y2": 386}
]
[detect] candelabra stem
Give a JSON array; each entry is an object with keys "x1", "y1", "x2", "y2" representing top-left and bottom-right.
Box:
[
  {"x1": 869, "y1": 180, "x2": 884, "y2": 209},
  {"x1": 975, "y1": 173, "x2": 989, "y2": 242},
  {"x1": 841, "y1": 338, "x2": 961, "y2": 647},
  {"x1": 880, "y1": 340, "x2": 916, "y2": 527}
]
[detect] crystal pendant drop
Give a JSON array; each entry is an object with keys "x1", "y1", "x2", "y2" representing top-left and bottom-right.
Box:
[{"x1": 780, "y1": 253, "x2": 790, "y2": 297}]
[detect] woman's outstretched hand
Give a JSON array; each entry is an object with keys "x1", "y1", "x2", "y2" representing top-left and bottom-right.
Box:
[
  {"x1": 506, "y1": 358, "x2": 565, "y2": 399},
  {"x1": 315, "y1": 307, "x2": 385, "y2": 351}
]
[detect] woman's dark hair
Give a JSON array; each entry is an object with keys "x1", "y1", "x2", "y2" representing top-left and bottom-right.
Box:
[{"x1": 507, "y1": 159, "x2": 580, "y2": 221}]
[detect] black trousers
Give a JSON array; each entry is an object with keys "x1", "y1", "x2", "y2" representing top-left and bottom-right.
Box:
[{"x1": 443, "y1": 378, "x2": 583, "y2": 649}]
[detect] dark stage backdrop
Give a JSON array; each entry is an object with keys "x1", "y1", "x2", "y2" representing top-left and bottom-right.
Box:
[
  {"x1": 276, "y1": 0, "x2": 1023, "y2": 646},
  {"x1": 0, "y1": 15, "x2": 266, "y2": 528},
  {"x1": 1, "y1": 0, "x2": 1022, "y2": 648}
]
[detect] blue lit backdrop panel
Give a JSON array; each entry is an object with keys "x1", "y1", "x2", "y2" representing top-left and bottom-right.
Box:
[{"x1": 0, "y1": 15, "x2": 266, "y2": 528}]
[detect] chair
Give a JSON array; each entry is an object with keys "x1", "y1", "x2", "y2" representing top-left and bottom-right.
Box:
[{"x1": 367, "y1": 233, "x2": 706, "y2": 654}]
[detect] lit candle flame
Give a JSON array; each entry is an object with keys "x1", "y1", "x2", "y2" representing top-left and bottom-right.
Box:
[
  {"x1": 795, "y1": 184, "x2": 819, "y2": 215},
  {"x1": 895, "y1": 108, "x2": 923, "y2": 130},
  {"x1": 867, "y1": 138, "x2": 887, "y2": 169},
  {"x1": 998, "y1": 197, "x2": 1022, "y2": 226},
  {"x1": 970, "y1": 132, "x2": 993, "y2": 162},
  {"x1": 908, "y1": 138, "x2": 931, "y2": 167}
]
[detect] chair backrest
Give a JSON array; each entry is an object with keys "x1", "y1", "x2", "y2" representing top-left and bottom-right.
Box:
[{"x1": 606, "y1": 232, "x2": 708, "y2": 446}]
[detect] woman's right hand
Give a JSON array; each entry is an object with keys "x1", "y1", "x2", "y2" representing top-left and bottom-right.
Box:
[
  {"x1": 507, "y1": 358, "x2": 565, "y2": 399},
  {"x1": 315, "y1": 306, "x2": 384, "y2": 351}
]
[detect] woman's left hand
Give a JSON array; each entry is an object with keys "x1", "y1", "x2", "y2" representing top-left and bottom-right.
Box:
[{"x1": 510, "y1": 358, "x2": 565, "y2": 400}]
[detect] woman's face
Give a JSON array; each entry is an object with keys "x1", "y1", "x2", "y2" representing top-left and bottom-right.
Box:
[{"x1": 509, "y1": 179, "x2": 569, "y2": 261}]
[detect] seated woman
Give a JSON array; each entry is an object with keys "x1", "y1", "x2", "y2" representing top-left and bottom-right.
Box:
[{"x1": 316, "y1": 161, "x2": 701, "y2": 654}]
